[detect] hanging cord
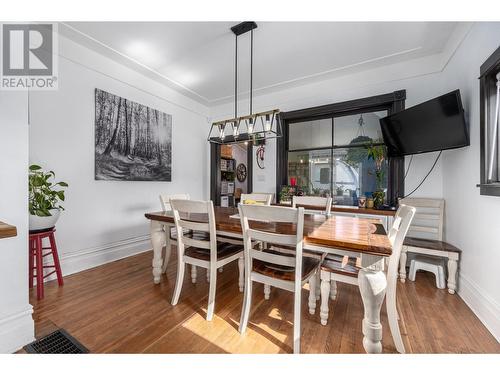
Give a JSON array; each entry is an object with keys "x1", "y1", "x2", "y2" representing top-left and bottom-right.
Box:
[
  {"x1": 249, "y1": 28, "x2": 253, "y2": 115},
  {"x1": 235, "y1": 34, "x2": 238, "y2": 119},
  {"x1": 403, "y1": 151, "x2": 442, "y2": 198},
  {"x1": 404, "y1": 154, "x2": 413, "y2": 180}
]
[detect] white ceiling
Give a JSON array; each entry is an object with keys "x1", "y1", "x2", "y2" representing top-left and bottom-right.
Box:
[{"x1": 60, "y1": 22, "x2": 466, "y2": 106}]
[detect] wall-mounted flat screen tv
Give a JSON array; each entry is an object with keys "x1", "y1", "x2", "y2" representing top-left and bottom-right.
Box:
[{"x1": 380, "y1": 90, "x2": 469, "y2": 157}]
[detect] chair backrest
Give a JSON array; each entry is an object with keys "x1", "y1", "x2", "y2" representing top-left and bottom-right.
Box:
[
  {"x1": 159, "y1": 193, "x2": 190, "y2": 211},
  {"x1": 170, "y1": 199, "x2": 217, "y2": 260},
  {"x1": 238, "y1": 204, "x2": 305, "y2": 283},
  {"x1": 399, "y1": 197, "x2": 444, "y2": 241},
  {"x1": 292, "y1": 195, "x2": 332, "y2": 215},
  {"x1": 240, "y1": 193, "x2": 273, "y2": 205},
  {"x1": 386, "y1": 204, "x2": 416, "y2": 287}
]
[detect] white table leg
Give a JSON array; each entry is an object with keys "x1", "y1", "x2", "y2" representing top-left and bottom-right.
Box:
[
  {"x1": 447, "y1": 257, "x2": 458, "y2": 294},
  {"x1": 151, "y1": 220, "x2": 165, "y2": 284},
  {"x1": 358, "y1": 256, "x2": 387, "y2": 354},
  {"x1": 399, "y1": 246, "x2": 407, "y2": 283}
]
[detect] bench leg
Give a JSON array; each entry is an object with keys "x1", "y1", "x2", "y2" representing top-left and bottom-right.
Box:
[
  {"x1": 399, "y1": 247, "x2": 407, "y2": 283},
  {"x1": 447, "y1": 258, "x2": 458, "y2": 294}
]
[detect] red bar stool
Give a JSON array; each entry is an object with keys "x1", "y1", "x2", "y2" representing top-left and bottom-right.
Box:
[{"x1": 29, "y1": 227, "x2": 64, "y2": 299}]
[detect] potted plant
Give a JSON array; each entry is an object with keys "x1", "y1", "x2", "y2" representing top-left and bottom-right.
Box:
[
  {"x1": 367, "y1": 142, "x2": 386, "y2": 209},
  {"x1": 29, "y1": 164, "x2": 68, "y2": 231},
  {"x1": 335, "y1": 185, "x2": 344, "y2": 196}
]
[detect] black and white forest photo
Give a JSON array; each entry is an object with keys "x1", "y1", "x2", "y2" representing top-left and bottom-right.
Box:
[{"x1": 95, "y1": 89, "x2": 172, "y2": 181}]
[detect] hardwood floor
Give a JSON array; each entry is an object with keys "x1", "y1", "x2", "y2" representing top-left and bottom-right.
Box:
[{"x1": 30, "y1": 250, "x2": 500, "y2": 354}]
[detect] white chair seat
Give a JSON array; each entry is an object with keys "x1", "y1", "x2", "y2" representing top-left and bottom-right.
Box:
[{"x1": 409, "y1": 255, "x2": 446, "y2": 289}]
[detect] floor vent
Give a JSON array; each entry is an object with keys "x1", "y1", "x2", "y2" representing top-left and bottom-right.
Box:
[{"x1": 24, "y1": 329, "x2": 89, "y2": 354}]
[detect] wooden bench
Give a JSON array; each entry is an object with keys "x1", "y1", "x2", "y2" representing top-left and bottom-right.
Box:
[{"x1": 399, "y1": 198, "x2": 461, "y2": 294}]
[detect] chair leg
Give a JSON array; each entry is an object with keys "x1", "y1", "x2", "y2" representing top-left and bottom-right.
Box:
[
  {"x1": 238, "y1": 256, "x2": 244, "y2": 292},
  {"x1": 206, "y1": 264, "x2": 217, "y2": 321},
  {"x1": 264, "y1": 284, "x2": 271, "y2": 300},
  {"x1": 28, "y1": 239, "x2": 34, "y2": 289},
  {"x1": 386, "y1": 284, "x2": 405, "y2": 353},
  {"x1": 239, "y1": 278, "x2": 253, "y2": 334},
  {"x1": 35, "y1": 236, "x2": 44, "y2": 300},
  {"x1": 191, "y1": 265, "x2": 197, "y2": 283},
  {"x1": 399, "y1": 248, "x2": 407, "y2": 283},
  {"x1": 49, "y1": 232, "x2": 64, "y2": 286},
  {"x1": 293, "y1": 282, "x2": 302, "y2": 354},
  {"x1": 315, "y1": 272, "x2": 321, "y2": 300},
  {"x1": 320, "y1": 272, "x2": 330, "y2": 326},
  {"x1": 330, "y1": 280, "x2": 337, "y2": 300},
  {"x1": 308, "y1": 273, "x2": 316, "y2": 315},
  {"x1": 171, "y1": 258, "x2": 185, "y2": 305}
]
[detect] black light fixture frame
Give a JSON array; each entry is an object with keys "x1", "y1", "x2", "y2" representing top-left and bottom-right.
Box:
[{"x1": 207, "y1": 21, "x2": 282, "y2": 145}]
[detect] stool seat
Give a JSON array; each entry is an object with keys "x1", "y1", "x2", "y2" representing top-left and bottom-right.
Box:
[
  {"x1": 29, "y1": 227, "x2": 64, "y2": 299},
  {"x1": 409, "y1": 255, "x2": 445, "y2": 289}
]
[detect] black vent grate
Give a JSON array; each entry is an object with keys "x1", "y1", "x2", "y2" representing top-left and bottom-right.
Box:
[{"x1": 24, "y1": 329, "x2": 89, "y2": 354}]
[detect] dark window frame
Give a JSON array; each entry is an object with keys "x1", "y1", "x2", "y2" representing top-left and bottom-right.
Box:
[
  {"x1": 478, "y1": 45, "x2": 500, "y2": 197},
  {"x1": 276, "y1": 90, "x2": 406, "y2": 206}
]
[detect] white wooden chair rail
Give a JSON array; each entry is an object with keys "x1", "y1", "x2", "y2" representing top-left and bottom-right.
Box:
[
  {"x1": 240, "y1": 193, "x2": 273, "y2": 205},
  {"x1": 292, "y1": 195, "x2": 333, "y2": 215},
  {"x1": 169, "y1": 199, "x2": 244, "y2": 321}
]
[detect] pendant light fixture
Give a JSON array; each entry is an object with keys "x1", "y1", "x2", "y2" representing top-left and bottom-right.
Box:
[{"x1": 208, "y1": 22, "x2": 282, "y2": 144}]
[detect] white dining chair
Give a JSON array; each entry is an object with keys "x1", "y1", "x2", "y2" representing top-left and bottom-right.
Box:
[
  {"x1": 317, "y1": 204, "x2": 416, "y2": 353},
  {"x1": 292, "y1": 195, "x2": 333, "y2": 215},
  {"x1": 170, "y1": 199, "x2": 244, "y2": 321},
  {"x1": 240, "y1": 193, "x2": 273, "y2": 205},
  {"x1": 238, "y1": 204, "x2": 321, "y2": 353},
  {"x1": 159, "y1": 194, "x2": 190, "y2": 274}
]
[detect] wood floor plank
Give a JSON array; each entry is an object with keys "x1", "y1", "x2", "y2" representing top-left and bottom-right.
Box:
[{"x1": 28, "y1": 250, "x2": 500, "y2": 354}]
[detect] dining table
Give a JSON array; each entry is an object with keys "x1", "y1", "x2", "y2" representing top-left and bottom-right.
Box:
[{"x1": 144, "y1": 206, "x2": 393, "y2": 354}]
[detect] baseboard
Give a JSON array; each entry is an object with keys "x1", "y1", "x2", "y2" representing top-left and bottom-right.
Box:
[
  {"x1": 0, "y1": 305, "x2": 35, "y2": 353},
  {"x1": 45, "y1": 234, "x2": 152, "y2": 280},
  {"x1": 458, "y1": 274, "x2": 500, "y2": 343}
]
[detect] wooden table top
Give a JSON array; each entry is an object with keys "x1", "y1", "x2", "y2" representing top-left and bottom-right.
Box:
[
  {"x1": 278, "y1": 203, "x2": 397, "y2": 217},
  {"x1": 0, "y1": 220, "x2": 17, "y2": 239},
  {"x1": 145, "y1": 206, "x2": 392, "y2": 257}
]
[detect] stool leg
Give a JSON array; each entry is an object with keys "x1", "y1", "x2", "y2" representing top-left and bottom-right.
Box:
[
  {"x1": 35, "y1": 236, "x2": 44, "y2": 299},
  {"x1": 28, "y1": 238, "x2": 34, "y2": 289},
  {"x1": 49, "y1": 232, "x2": 64, "y2": 286}
]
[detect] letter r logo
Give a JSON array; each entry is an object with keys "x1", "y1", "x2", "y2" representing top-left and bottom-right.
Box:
[{"x1": 2, "y1": 24, "x2": 53, "y2": 76}]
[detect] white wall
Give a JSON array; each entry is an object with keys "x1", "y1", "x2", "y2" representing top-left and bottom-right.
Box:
[
  {"x1": 29, "y1": 33, "x2": 210, "y2": 278},
  {"x1": 211, "y1": 54, "x2": 449, "y2": 200},
  {"x1": 0, "y1": 92, "x2": 34, "y2": 352},
  {"x1": 440, "y1": 22, "x2": 500, "y2": 341}
]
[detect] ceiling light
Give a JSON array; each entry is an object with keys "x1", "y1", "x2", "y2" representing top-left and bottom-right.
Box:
[{"x1": 208, "y1": 22, "x2": 282, "y2": 145}]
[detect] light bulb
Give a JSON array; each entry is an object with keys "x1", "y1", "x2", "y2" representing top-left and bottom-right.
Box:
[
  {"x1": 233, "y1": 124, "x2": 239, "y2": 138},
  {"x1": 219, "y1": 125, "x2": 225, "y2": 140},
  {"x1": 248, "y1": 118, "x2": 254, "y2": 134},
  {"x1": 264, "y1": 114, "x2": 271, "y2": 132}
]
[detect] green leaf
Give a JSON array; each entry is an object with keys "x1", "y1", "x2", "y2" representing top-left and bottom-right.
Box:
[
  {"x1": 57, "y1": 182, "x2": 68, "y2": 187},
  {"x1": 29, "y1": 164, "x2": 42, "y2": 171}
]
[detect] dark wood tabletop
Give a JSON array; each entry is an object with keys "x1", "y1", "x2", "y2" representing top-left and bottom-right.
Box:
[
  {"x1": 278, "y1": 203, "x2": 397, "y2": 217},
  {"x1": 145, "y1": 206, "x2": 392, "y2": 257},
  {"x1": 0, "y1": 220, "x2": 17, "y2": 239}
]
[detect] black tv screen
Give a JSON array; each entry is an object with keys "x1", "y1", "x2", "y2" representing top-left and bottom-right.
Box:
[{"x1": 380, "y1": 90, "x2": 469, "y2": 157}]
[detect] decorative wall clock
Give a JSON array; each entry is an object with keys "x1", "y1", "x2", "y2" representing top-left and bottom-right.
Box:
[{"x1": 236, "y1": 163, "x2": 247, "y2": 182}]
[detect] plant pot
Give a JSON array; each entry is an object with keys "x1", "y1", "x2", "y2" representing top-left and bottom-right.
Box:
[
  {"x1": 373, "y1": 191, "x2": 385, "y2": 209},
  {"x1": 29, "y1": 209, "x2": 60, "y2": 231}
]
